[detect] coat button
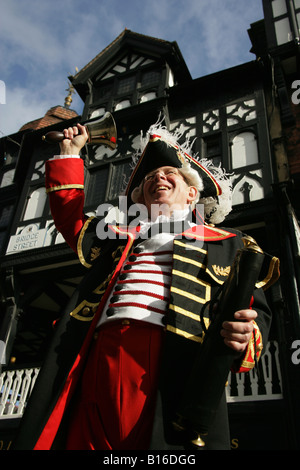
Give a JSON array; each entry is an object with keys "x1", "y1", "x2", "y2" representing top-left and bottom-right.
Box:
[
  {"x1": 106, "y1": 307, "x2": 115, "y2": 317},
  {"x1": 82, "y1": 307, "x2": 90, "y2": 316},
  {"x1": 124, "y1": 264, "x2": 132, "y2": 270}
]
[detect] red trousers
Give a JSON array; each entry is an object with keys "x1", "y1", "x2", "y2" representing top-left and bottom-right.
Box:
[{"x1": 66, "y1": 319, "x2": 164, "y2": 450}]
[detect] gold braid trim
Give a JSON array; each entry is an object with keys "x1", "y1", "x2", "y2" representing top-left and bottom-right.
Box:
[
  {"x1": 77, "y1": 216, "x2": 96, "y2": 268},
  {"x1": 46, "y1": 184, "x2": 84, "y2": 194},
  {"x1": 256, "y1": 256, "x2": 280, "y2": 291},
  {"x1": 166, "y1": 324, "x2": 204, "y2": 343}
]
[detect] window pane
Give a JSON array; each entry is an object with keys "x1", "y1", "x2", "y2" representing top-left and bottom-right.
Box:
[
  {"x1": 108, "y1": 160, "x2": 132, "y2": 201},
  {"x1": 141, "y1": 70, "x2": 161, "y2": 86},
  {"x1": 202, "y1": 135, "x2": 222, "y2": 167},
  {"x1": 115, "y1": 100, "x2": 131, "y2": 111},
  {"x1": 94, "y1": 83, "x2": 113, "y2": 101},
  {"x1": 231, "y1": 132, "x2": 259, "y2": 169},
  {"x1": 85, "y1": 167, "x2": 109, "y2": 207},
  {"x1": 140, "y1": 92, "x2": 157, "y2": 103},
  {"x1": 274, "y1": 17, "x2": 292, "y2": 44},
  {"x1": 0, "y1": 230, "x2": 7, "y2": 253},
  {"x1": 0, "y1": 169, "x2": 15, "y2": 187},
  {"x1": 0, "y1": 205, "x2": 14, "y2": 228},
  {"x1": 117, "y1": 76, "x2": 135, "y2": 95},
  {"x1": 272, "y1": 0, "x2": 287, "y2": 17},
  {"x1": 297, "y1": 12, "x2": 300, "y2": 30},
  {"x1": 89, "y1": 108, "x2": 106, "y2": 119},
  {"x1": 23, "y1": 188, "x2": 47, "y2": 220}
]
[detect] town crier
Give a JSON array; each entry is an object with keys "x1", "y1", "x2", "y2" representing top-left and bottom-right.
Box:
[{"x1": 12, "y1": 121, "x2": 279, "y2": 450}]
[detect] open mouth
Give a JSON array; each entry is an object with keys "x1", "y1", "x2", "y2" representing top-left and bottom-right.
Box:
[{"x1": 153, "y1": 185, "x2": 170, "y2": 193}]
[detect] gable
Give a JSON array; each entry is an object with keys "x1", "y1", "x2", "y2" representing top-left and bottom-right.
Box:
[{"x1": 100, "y1": 53, "x2": 156, "y2": 81}]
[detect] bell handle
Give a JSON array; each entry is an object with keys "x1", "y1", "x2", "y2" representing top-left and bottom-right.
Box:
[
  {"x1": 42, "y1": 131, "x2": 68, "y2": 143},
  {"x1": 41, "y1": 112, "x2": 117, "y2": 149}
]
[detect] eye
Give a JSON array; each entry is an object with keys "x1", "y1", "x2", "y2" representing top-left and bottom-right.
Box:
[
  {"x1": 166, "y1": 169, "x2": 177, "y2": 176},
  {"x1": 144, "y1": 174, "x2": 154, "y2": 181}
]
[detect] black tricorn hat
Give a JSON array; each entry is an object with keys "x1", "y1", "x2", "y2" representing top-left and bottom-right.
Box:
[
  {"x1": 125, "y1": 127, "x2": 232, "y2": 224},
  {"x1": 125, "y1": 134, "x2": 222, "y2": 200}
]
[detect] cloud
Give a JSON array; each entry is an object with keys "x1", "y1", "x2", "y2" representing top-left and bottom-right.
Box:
[
  {"x1": 139, "y1": 0, "x2": 262, "y2": 74},
  {"x1": 1, "y1": 88, "x2": 48, "y2": 137},
  {"x1": 0, "y1": 79, "x2": 83, "y2": 138},
  {"x1": 0, "y1": 0, "x2": 264, "y2": 137},
  {"x1": 1, "y1": 2, "x2": 63, "y2": 73}
]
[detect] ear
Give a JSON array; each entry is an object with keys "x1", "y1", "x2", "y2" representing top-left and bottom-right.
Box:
[
  {"x1": 131, "y1": 184, "x2": 145, "y2": 204},
  {"x1": 187, "y1": 186, "x2": 198, "y2": 204},
  {"x1": 137, "y1": 193, "x2": 145, "y2": 204},
  {"x1": 136, "y1": 185, "x2": 145, "y2": 204}
]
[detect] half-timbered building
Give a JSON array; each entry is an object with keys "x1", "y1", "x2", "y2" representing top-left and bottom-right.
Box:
[{"x1": 0, "y1": 2, "x2": 299, "y2": 450}]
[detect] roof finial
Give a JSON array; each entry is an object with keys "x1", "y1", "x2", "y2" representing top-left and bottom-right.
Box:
[
  {"x1": 64, "y1": 82, "x2": 75, "y2": 109},
  {"x1": 64, "y1": 68, "x2": 78, "y2": 108}
]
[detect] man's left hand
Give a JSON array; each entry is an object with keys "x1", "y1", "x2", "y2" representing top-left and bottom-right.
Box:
[{"x1": 220, "y1": 309, "x2": 257, "y2": 353}]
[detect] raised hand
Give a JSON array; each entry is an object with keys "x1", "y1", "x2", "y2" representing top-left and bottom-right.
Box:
[{"x1": 59, "y1": 123, "x2": 89, "y2": 155}]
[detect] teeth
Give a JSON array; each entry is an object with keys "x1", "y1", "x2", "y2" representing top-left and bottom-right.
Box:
[{"x1": 156, "y1": 186, "x2": 169, "y2": 191}]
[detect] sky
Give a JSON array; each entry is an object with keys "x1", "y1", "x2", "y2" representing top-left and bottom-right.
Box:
[{"x1": 0, "y1": 0, "x2": 264, "y2": 138}]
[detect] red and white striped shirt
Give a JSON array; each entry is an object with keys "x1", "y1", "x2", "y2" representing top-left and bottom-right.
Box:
[{"x1": 98, "y1": 232, "x2": 175, "y2": 327}]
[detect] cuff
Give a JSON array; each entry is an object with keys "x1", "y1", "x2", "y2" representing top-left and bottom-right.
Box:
[
  {"x1": 45, "y1": 157, "x2": 84, "y2": 193},
  {"x1": 49, "y1": 155, "x2": 80, "y2": 160}
]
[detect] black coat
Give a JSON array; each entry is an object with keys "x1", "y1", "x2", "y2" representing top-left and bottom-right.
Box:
[{"x1": 12, "y1": 218, "x2": 279, "y2": 450}]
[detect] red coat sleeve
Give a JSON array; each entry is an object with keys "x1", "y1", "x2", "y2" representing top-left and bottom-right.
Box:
[{"x1": 45, "y1": 158, "x2": 86, "y2": 253}]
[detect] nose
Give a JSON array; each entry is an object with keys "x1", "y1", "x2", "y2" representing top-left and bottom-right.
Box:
[{"x1": 153, "y1": 171, "x2": 167, "y2": 181}]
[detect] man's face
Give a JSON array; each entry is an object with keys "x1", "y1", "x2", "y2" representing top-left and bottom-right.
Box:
[{"x1": 140, "y1": 166, "x2": 197, "y2": 216}]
